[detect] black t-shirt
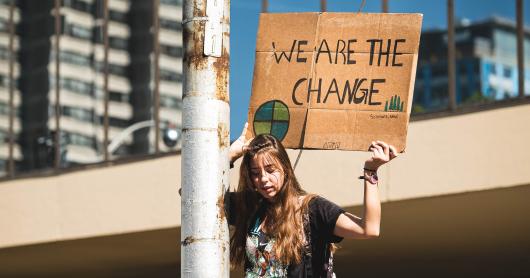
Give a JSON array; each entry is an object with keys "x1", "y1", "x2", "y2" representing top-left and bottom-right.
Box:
[{"x1": 227, "y1": 193, "x2": 345, "y2": 277}]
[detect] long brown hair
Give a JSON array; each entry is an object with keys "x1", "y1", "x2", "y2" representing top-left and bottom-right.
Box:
[{"x1": 230, "y1": 134, "x2": 315, "y2": 267}]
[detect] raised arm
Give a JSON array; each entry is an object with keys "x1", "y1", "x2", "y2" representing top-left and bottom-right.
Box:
[
  {"x1": 229, "y1": 122, "x2": 253, "y2": 166},
  {"x1": 333, "y1": 141, "x2": 398, "y2": 239}
]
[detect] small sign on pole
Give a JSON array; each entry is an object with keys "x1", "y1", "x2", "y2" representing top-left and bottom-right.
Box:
[
  {"x1": 246, "y1": 13, "x2": 423, "y2": 152},
  {"x1": 204, "y1": 0, "x2": 224, "y2": 57}
]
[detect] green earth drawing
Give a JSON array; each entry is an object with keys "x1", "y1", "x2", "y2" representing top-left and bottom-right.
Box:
[{"x1": 253, "y1": 100, "x2": 290, "y2": 141}]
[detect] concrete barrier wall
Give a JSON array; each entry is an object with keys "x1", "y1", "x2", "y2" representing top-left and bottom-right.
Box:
[{"x1": 0, "y1": 156, "x2": 181, "y2": 248}]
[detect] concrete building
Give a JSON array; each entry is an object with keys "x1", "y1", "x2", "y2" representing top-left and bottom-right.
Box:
[
  {"x1": 414, "y1": 16, "x2": 530, "y2": 112},
  {"x1": 0, "y1": 0, "x2": 182, "y2": 175}
]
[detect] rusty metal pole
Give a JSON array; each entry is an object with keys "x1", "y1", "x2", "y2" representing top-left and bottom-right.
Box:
[
  {"x1": 447, "y1": 0, "x2": 457, "y2": 110},
  {"x1": 261, "y1": 0, "x2": 268, "y2": 13},
  {"x1": 516, "y1": 0, "x2": 525, "y2": 99},
  {"x1": 181, "y1": 0, "x2": 230, "y2": 276},
  {"x1": 382, "y1": 0, "x2": 389, "y2": 13}
]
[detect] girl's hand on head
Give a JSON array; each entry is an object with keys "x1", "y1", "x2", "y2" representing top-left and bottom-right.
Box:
[
  {"x1": 364, "y1": 140, "x2": 398, "y2": 171},
  {"x1": 229, "y1": 122, "x2": 253, "y2": 163}
]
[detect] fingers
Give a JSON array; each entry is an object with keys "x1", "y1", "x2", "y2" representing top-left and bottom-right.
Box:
[
  {"x1": 371, "y1": 141, "x2": 399, "y2": 161},
  {"x1": 388, "y1": 144, "x2": 398, "y2": 159},
  {"x1": 366, "y1": 141, "x2": 399, "y2": 170},
  {"x1": 375, "y1": 140, "x2": 390, "y2": 157},
  {"x1": 370, "y1": 142, "x2": 384, "y2": 158},
  {"x1": 372, "y1": 141, "x2": 384, "y2": 155},
  {"x1": 369, "y1": 146, "x2": 377, "y2": 158},
  {"x1": 238, "y1": 122, "x2": 249, "y2": 140},
  {"x1": 229, "y1": 123, "x2": 252, "y2": 160}
]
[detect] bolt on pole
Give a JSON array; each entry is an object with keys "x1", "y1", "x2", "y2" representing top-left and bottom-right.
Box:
[{"x1": 181, "y1": 0, "x2": 230, "y2": 277}]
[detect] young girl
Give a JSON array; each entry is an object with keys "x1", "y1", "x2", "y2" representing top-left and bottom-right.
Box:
[{"x1": 228, "y1": 123, "x2": 398, "y2": 277}]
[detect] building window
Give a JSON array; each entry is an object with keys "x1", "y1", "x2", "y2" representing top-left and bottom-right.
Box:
[
  {"x1": 160, "y1": 18, "x2": 182, "y2": 32},
  {"x1": 95, "y1": 61, "x2": 127, "y2": 77},
  {"x1": 65, "y1": 22, "x2": 93, "y2": 41},
  {"x1": 92, "y1": 30, "x2": 129, "y2": 50},
  {"x1": 103, "y1": 116, "x2": 130, "y2": 128},
  {"x1": 0, "y1": 18, "x2": 8, "y2": 32},
  {"x1": 0, "y1": 46, "x2": 8, "y2": 60},
  {"x1": 63, "y1": 106, "x2": 95, "y2": 122},
  {"x1": 109, "y1": 91, "x2": 129, "y2": 103},
  {"x1": 503, "y1": 66, "x2": 512, "y2": 78},
  {"x1": 58, "y1": 50, "x2": 93, "y2": 67},
  {"x1": 0, "y1": 101, "x2": 18, "y2": 117},
  {"x1": 109, "y1": 10, "x2": 127, "y2": 23},
  {"x1": 63, "y1": 0, "x2": 92, "y2": 14},
  {"x1": 160, "y1": 69, "x2": 182, "y2": 82},
  {"x1": 0, "y1": 74, "x2": 17, "y2": 88},
  {"x1": 160, "y1": 95, "x2": 182, "y2": 109},
  {"x1": 109, "y1": 36, "x2": 128, "y2": 50},
  {"x1": 68, "y1": 132, "x2": 97, "y2": 148},
  {"x1": 160, "y1": 0, "x2": 182, "y2": 6},
  {"x1": 160, "y1": 44, "x2": 182, "y2": 58},
  {"x1": 0, "y1": 129, "x2": 8, "y2": 143},
  {"x1": 61, "y1": 78, "x2": 94, "y2": 96},
  {"x1": 490, "y1": 63, "x2": 497, "y2": 75},
  {"x1": 0, "y1": 102, "x2": 9, "y2": 115}
]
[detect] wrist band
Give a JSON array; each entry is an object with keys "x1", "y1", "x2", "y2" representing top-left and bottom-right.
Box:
[{"x1": 359, "y1": 169, "x2": 379, "y2": 184}]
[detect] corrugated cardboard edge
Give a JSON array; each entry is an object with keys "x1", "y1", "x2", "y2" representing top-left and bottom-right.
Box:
[{"x1": 402, "y1": 14, "x2": 423, "y2": 153}]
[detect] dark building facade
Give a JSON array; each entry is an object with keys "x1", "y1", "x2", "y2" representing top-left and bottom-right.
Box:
[{"x1": 0, "y1": 0, "x2": 183, "y2": 176}]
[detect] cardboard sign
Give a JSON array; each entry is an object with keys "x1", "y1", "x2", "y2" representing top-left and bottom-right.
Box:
[{"x1": 246, "y1": 13, "x2": 423, "y2": 152}]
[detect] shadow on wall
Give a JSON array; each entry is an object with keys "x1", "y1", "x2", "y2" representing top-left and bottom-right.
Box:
[
  {"x1": 333, "y1": 184, "x2": 530, "y2": 277},
  {"x1": 1, "y1": 184, "x2": 529, "y2": 277}
]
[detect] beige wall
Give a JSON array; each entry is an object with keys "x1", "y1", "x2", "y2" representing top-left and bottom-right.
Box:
[
  {"x1": 0, "y1": 157, "x2": 180, "y2": 248},
  {"x1": 290, "y1": 103, "x2": 530, "y2": 206},
  {"x1": 1, "y1": 103, "x2": 530, "y2": 249}
]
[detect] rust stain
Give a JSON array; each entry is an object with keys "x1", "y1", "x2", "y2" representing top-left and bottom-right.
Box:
[
  {"x1": 193, "y1": 4, "x2": 205, "y2": 17},
  {"x1": 213, "y1": 53, "x2": 230, "y2": 102},
  {"x1": 217, "y1": 123, "x2": 229, "y2": 149},
  {"x1": 181, "y1": 236, "x2": 196, "y2": 246},
  {"x1": 184, "y1": 22, "x2": 208, "y2": 70},
  {"x1": 222, "y1": 16, "x2": 230, "y2": 25},
  {"x1": 182, "y1": 127, "x2": 217, "y2": 133},
  {"x1": 220, "y1": 242, "x2": 228, "y2": 272},
  {"x1": 217, "y1": 125, "x2": 229, "y2": 150},
  {"x1": 217, "y1": 193, "x2": 226, "y2": 220}
]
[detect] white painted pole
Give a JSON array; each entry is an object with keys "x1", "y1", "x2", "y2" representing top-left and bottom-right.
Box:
[{"x1": 181, "y1": 0, "x2": 230, "y2": 276}]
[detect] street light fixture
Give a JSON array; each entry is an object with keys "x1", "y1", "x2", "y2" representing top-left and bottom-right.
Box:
[
  {"x1": 107, "y1": 120, "x2": 181, "y2": 154},
  {"x1": 58, "y1": 120, "x2": 181, "y2": 165}
]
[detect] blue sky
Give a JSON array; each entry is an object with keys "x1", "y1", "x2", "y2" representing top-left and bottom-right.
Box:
[{"x1": 229, "y1": 0, "x2": 530, "y2": 139}]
